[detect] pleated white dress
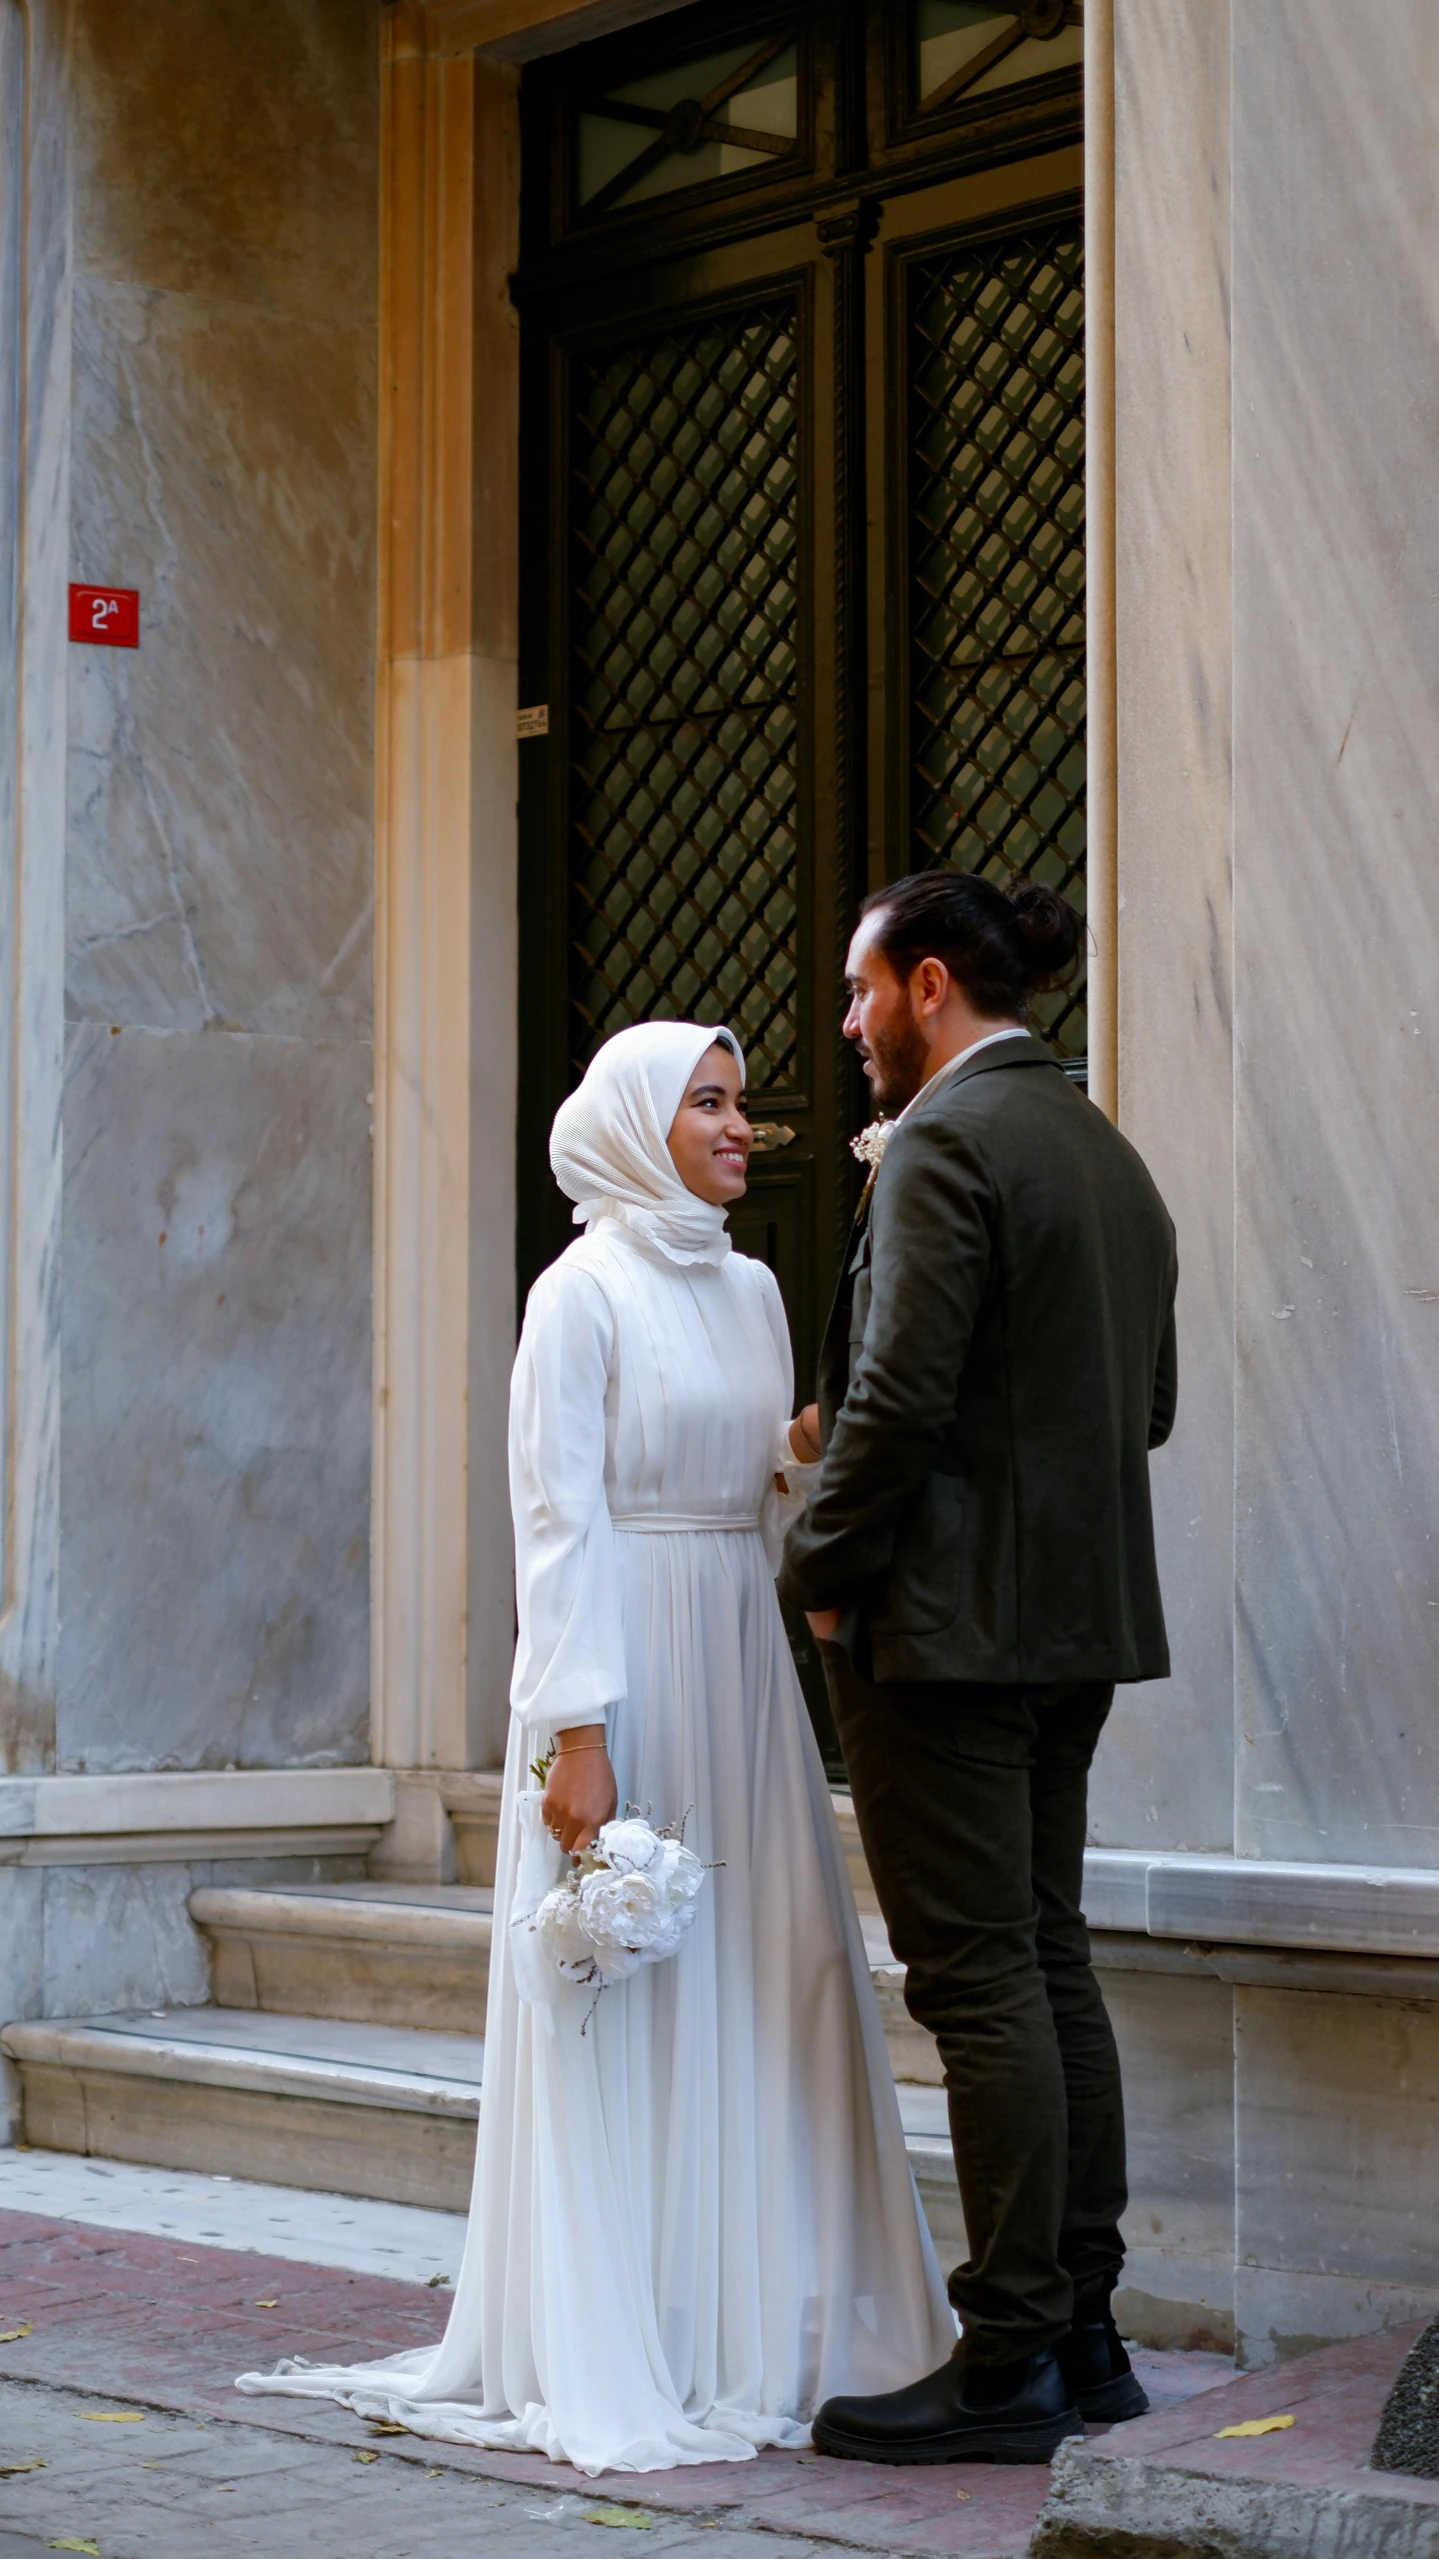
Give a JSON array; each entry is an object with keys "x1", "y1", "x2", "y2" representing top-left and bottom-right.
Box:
[{"x1": 239, "y1": 1214, "x2": 953, "y2": 2475}]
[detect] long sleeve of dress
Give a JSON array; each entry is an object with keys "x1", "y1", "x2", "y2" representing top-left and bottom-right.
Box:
[
  {"x1": 508, "y1": 1260, "x2": 627, "y2": 1736},
  {"x1": 752, "y1": 1262, "x2": 822, "y2": 1568}
]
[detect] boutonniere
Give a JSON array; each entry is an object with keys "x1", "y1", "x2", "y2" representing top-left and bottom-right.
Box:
[{"x1": 850, "y1": 1119, "x2": 894, "y2": 1212}]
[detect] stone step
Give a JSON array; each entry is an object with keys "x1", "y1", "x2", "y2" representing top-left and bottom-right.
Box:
[
  {"x1": 1, "y1": 2009, "x2": 484, "y2": 2214},
  {"x1": 861, "y1": 1911, "x2": 942, "y2": 2087},
  {"x1": 185, "y1": 1875, "x2": 943, "y2": 2089},
  {"x1": 831, "y1": 1788, "x2": 878, "y2": 1913},
  {"x1": 0, "y1": 2006, "x2": 957, "y2": 2242},
  {"x1": 189, "y1": 1882, "x2": 494, "y2": 2035}
]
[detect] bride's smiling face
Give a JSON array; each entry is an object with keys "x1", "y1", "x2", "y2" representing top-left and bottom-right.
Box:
[{"x1": 667, "y1": 1044, "x2": 751, "y2": 1206}]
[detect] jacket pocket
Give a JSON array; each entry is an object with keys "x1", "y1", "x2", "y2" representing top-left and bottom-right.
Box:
[{"x1": 871, "y1": 1470, "x2": 965, "y2": 1638}]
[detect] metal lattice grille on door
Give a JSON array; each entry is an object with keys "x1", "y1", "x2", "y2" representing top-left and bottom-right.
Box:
[
  {"x1": 567, "y1": 302, "x2": 801, "y2": 1092},
  {"x1": 908, "y1": 220, "x2": 1086, "y2": 1065}
]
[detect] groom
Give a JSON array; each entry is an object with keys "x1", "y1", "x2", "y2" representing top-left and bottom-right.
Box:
[{"x1": 780, "y1": 869, "x2": 1178, "y2": 2466}]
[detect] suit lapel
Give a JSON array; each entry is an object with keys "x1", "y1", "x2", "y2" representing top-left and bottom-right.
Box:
[{"x1": 815, "y1": 1188, "x2": 871, "y2": 1441}]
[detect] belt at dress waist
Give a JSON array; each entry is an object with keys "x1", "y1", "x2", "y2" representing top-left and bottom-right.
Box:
[{"x1": 609, "y1": 1511, "x2": 762, "y2": 1533}]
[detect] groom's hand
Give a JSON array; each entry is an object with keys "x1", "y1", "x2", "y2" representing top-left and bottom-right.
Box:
[{"x1": 805, "y1": 1609, "x2": 841, "y2": 1642}]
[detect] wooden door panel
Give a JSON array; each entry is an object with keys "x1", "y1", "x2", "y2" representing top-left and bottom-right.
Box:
[{"x1": 519, "y1": 230, "x2": 850, "y2": 1406}]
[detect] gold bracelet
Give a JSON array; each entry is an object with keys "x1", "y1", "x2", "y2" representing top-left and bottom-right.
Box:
[{"x1": 554, "y1": 1741, "x2": 610, "y2": 1754}]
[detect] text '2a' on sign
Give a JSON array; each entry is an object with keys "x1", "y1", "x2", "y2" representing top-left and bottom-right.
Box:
[{"x1": 69, "y1": 583, "x2": 140, "y2": 648}]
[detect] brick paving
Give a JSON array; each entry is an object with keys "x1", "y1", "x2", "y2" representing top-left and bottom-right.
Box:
[
  {"x1": 1077, "y1": 2322, "x2": 1439, "y2": 2505},
  {"x1": 0, "y1": 2209, "x2": 1230, "y2": 2558}
]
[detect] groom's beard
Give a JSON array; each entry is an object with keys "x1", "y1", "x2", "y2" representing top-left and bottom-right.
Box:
[{"x1": 862, "y1": 1005, "x2": 930, "y2": 1114}]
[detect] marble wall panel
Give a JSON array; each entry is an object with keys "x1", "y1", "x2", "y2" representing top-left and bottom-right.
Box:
[
  {"x1": 1091, "y1": 0, "x2": 1234, "y2": 1854},
  {"x1": 70, "y1": 0, "x2": 377, "y2": 318},
  {"x1": 1232, "y1": 3, "x2": 1439, "y2": 1867},
  {"x1": 0, "y1": 1, "x2": 21, "y2": 1619},
  {"x1": 1235, "y1": 1985, "x2": 1439, "y2": 2363},
  {"x1": 39, "y1": 1863, "x2": 209, "y2": 2015},
  {"x1": 0, "y1": 1869, "x2": 44, "y2": 2024},
  {"x1": 47, "y1": 0, "x2": 381, "y2": 1791},
  {"x1": 57, "y1": 1024, "x2": 371, "y2": 1772},
  {"x1": 65, "y1": 277, "x2": 375, "y2": 1038},
  {"x1": 1103, "y1": 1961, "x2": 1236, "y2": 2352},
  {"x1": 63, "y1": 0, "x2": 378, "y2": 1034}
]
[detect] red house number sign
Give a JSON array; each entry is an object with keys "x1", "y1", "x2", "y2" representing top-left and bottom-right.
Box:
[{"x1": 69, "y1": 583, "x2": 140, "y2": 648}]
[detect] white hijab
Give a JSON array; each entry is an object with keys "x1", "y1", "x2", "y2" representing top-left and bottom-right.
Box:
[{"x1": 550, "y1": 1021, "x2": 746, "y2": 1270}]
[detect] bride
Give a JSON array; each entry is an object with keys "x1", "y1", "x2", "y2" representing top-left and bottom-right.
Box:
[{"x1": 239, "y1": 1020, "x2": 952, "y2": 2475}]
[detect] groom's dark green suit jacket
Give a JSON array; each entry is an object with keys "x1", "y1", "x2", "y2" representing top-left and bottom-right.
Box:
[{"x1": 778, "y1": 1036, "x2": 1178, "y2": 1687}]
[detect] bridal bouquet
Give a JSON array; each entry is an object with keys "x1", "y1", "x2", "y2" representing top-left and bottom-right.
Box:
[{"x1": 517, "y1": 1811, "x2": 708, "y2": 1999}]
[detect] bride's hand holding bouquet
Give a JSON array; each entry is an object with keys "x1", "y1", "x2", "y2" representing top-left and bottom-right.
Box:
[{"x1": 540, "y1": 1724, "x2": 618, "y2": 1853}]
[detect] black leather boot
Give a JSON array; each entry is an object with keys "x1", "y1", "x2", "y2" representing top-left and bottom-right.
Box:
[
  {"x1": 1056, "y1": 2301, "x2": 1149, "y2": 2423},
  {"x1": 812, "y1": 2348, "x2": 1084, "y2": 2466}
]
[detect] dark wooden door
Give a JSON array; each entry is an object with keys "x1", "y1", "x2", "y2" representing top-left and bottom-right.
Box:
[
  {"x1": 513, "y1": 0, "x2": 1085, "y2": 1759},
  {"x1": 516, "y1": 221, "x2": 852, "y2": 1400}
]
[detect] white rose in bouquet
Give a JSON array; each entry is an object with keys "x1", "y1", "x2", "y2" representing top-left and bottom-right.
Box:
[
  {"x1": 595, "y1": 1816, "x2": 663, "y2": 1876},
  {"x1": 579, "y1": 1867, "x2": 667, "y2": 1976},
  {"x1": 535, "y1": 1880, "x2": 602, "y2": 1983},
  {"x1": 649, "y1": 1835, "x2": 705, "y2": 1908}
]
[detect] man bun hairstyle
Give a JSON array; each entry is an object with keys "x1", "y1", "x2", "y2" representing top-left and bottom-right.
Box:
[{"x1": 861, "y1": 869, "x2": 1082, "y2": 1022}]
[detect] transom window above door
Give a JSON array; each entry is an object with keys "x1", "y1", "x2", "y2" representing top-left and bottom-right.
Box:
[
  {"x1": 911, "y1": 1, "x2": 1083, "y2": 120},
  {"x1": 573, "y1": 32, "x2": 800, "y2": 220}
]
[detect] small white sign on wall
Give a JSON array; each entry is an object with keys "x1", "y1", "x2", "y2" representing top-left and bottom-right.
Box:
[{"x1": 517, "y1": 704, "x2": 549, "y2": 739}]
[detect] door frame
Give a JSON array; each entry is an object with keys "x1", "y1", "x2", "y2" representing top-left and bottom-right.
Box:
[{"x1": 368, "y1": 0, "x2": 1117, "y2": 1798}]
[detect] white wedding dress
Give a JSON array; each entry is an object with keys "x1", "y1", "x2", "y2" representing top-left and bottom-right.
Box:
[{"x1": 239, "y1": 1213, "x2": 952, "y2": 2474}]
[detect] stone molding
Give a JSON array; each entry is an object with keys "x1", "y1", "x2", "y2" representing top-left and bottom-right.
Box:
[
  {"x1": 845, "y1": 1790, "x2": 1439, "y2": 1964},
  {"x1": 1085, "y1": 1848, "x2": 1439, "y2": 1961},
  {"x1": 0, "y1": 1767, "x2": 395, "y2": 1841}
]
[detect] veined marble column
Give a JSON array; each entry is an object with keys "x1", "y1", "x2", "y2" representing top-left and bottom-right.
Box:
[{"x1": 0, "y1": 0, "x2": 65, "y2": 1771}]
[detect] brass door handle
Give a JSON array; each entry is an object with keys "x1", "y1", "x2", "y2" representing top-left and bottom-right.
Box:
[{"x1": 748, "y1": 1123, "x2": 797, "y2": 1152}]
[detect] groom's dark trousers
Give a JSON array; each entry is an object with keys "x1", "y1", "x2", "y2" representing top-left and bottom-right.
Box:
[
  {"x1": 826, "y1": 1657, "x2": 1124, "y2": 2360},
  {"x1": 779, "y1": 1036, "x2": 1178, "y2": 2368}
]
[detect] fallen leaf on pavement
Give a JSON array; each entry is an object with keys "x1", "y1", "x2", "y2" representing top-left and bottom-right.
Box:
[
  {"x1": 254, "y1": 2299, "x2": 279, "y2": 2310},
  {"x1": 81, "y1": 2412, "x2": 144, "y2": 2424},
  {"x1": 355, "y1": 2449, "x2": 380, "y2": 2464},
  {"x1": 426, "y1": 2273, "x2": 451, "y2": 2288},
  {"x1": 49, "y1": 2542, "x2": 100, "y2": 2554},
  {"x1": 1215, "y1": 2414, "x2": 1295, "y2": 2439},
  {"x1": 956, "y1": 2489, "x2": 971, "y2": 2501},
  {"x1": 585, "y1": 2511, "x2": 653, "y2": 2530},
  {"x1": 364, "y1": 2420, "x2": 409, "y2": 2436},
  {"x1": 0, "y1": 2457, "x2": 45, "y2": 2476},
  {"x1": 0, "y1": 2324, "x2": 34, "y2": 2343}
]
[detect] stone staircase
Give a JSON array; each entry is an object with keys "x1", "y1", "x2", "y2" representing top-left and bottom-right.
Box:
[
  {"x1": 0, "y1": 1794, "x2": 959, "y2": 2248},
  {"x1": 193, "y1": 1881, "x2": 494, "y2": 2032}
]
